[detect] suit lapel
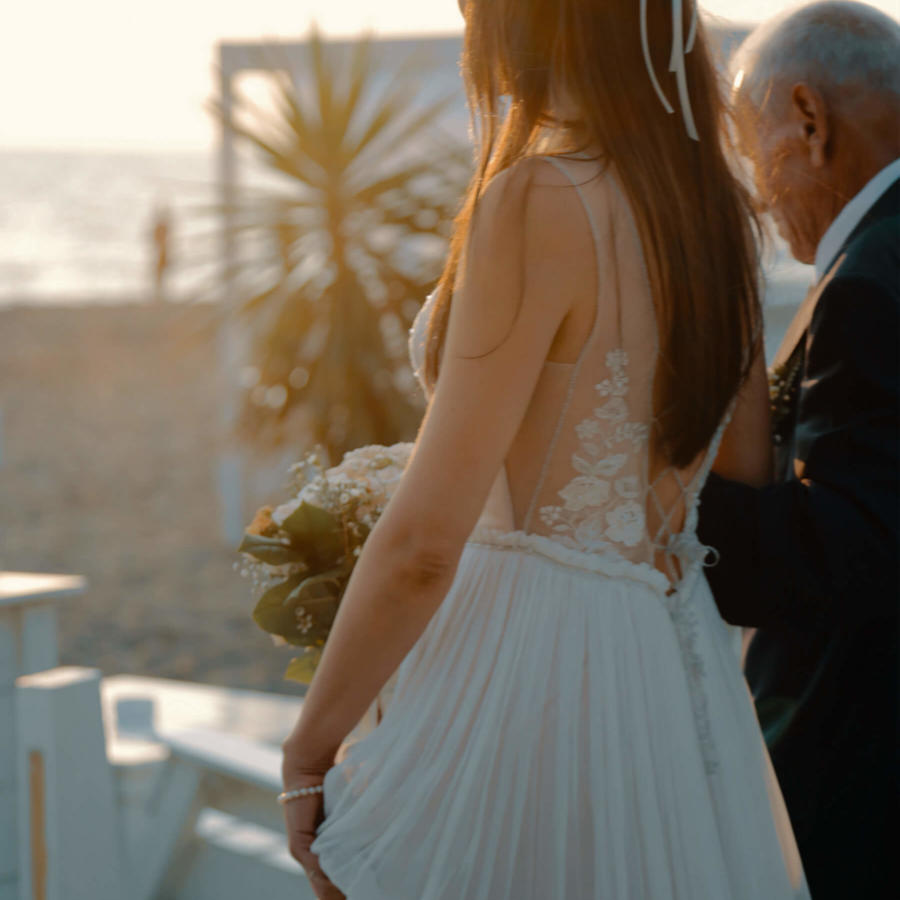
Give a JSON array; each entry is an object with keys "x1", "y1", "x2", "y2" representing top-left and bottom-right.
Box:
[
  {"x1": 770, "y1": 257, "x2": 846, "y2": 482},
  {"x1": 769, "y1": 176, "x2": 899, "y2": 482},
  {"x1": 772, "y1": 177, "x2": 900, "y2": 371},
  {"x1": 771, "y1": 256, "x2": 845, "y2": 372},
  {"x1": 816, "y1": 176, "x2": 900, "y2": 278}
]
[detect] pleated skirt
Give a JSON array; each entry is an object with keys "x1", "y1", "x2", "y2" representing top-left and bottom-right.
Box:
[{"x1": 312, "y1": 537, "x2": 809, "y2": 900}]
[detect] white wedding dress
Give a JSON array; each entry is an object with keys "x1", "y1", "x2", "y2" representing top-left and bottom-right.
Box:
[{"x1": 311, "y1": 157, "x2": 809, "y2": 899}]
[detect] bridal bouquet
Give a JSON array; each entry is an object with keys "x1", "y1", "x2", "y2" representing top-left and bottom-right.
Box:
[{"x1": 238, "y1": 443, "x2": 413, "y2": 684}]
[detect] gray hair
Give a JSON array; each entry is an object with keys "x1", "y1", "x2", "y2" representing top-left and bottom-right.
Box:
[{"x1": 733, "y1": 1, "x2": 900, "y2": 115}]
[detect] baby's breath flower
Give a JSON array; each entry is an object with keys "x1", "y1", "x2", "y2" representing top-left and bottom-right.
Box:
[{"x1": 295, "y1": 606, "x2": 314, "y2": 635}]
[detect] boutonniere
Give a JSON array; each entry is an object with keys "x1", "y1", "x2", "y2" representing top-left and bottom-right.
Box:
[{"x1": 768, "y1": 345, "x2": 804, "y2": 438}]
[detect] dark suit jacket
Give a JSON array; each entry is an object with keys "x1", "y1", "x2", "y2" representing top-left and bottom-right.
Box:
[{"x1": 698, "y1": 179, "x2": 900, "y2": 899}]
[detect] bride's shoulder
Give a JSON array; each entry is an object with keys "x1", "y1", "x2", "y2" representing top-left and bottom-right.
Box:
[
  {"x1": 450, "y1": 158, "x2": 602, "y2": 357},
  {"x1": 477, "y1": 155, "x2": 602, "y2": 205},
  {"x1": 469, "y1": 157, "x2": 599, "y2": 260},
  {"x1": 479, "y1": 155, "x2": 574, "y2": 193}
]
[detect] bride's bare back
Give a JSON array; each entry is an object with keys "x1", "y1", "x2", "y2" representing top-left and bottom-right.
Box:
[{"x1": 412, "y1": 154, "x2": 753, "y2": 584}]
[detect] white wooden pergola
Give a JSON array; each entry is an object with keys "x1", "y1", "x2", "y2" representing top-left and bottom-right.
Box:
[{"x1": 215, "y1": 43, "x2": 289, "y2": 547}]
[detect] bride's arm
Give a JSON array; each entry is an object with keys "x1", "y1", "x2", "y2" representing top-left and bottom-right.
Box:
[
  {"x1": 711, "y1": 345, "x2": 773, "y2": 487},
  {"x1": 282, "y1": 159, "x2": 588, "y2": 772}
]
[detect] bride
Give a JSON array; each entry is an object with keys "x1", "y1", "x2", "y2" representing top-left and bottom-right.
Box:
[{"x1": 280, "y1": 1, "x2": 809, "y2": 897}]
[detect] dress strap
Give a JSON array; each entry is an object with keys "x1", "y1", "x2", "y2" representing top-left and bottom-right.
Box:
[
  {"x1": 539, "y1": 157, "x2": 604, "y2": 263},
  {"x1": 521, "y1": 156, "x2": 606, "y2": 531}
]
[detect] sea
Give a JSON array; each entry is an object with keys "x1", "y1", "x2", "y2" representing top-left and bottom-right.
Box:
[{"x1": 0, "y1": 147, "x2": 216, "y2": 305}]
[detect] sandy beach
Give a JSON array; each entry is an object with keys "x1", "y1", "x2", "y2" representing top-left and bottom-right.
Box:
[{"x1": 0, "y1": 303, "x2": 302, "y2": 694}]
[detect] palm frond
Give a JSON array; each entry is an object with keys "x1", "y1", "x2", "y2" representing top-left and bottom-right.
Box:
[{"x1": 207, "y1": 33, "x2": 471, "y2": 459}]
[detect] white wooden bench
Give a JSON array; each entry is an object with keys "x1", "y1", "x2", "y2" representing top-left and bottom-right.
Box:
[{"x1": 105, "y1": 676, "x2": 312, "y2": 898}]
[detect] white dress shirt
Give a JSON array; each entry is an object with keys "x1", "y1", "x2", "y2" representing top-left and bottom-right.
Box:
[{"x1": 814, "y1": 157, "x2": 900, "y2": 281}]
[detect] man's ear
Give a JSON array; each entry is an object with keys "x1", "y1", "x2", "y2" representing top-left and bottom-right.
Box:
[{"x1": 790, "y1": 83, "x2": 829, "y2": 168}]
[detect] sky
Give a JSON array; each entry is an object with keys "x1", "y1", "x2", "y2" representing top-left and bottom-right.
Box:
[{"x1": 3, "y1": 1, "x2": 898, "y2": 150}]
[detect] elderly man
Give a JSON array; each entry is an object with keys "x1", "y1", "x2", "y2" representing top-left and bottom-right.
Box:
[{"x1": 698, "y1": 2, "x2": 899, "y2": 897}]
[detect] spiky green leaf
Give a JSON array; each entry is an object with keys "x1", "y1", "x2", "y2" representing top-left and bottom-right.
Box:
[{"x1": 202, "y1": 32, "x2": 470, "y2": 458}]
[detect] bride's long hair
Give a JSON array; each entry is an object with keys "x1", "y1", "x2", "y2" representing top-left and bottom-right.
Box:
[{"x1": 425, "y1": 0, "x2": 761, "y2": 469}]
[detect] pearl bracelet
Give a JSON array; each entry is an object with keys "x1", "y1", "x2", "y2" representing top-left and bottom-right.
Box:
[{"x1": 277, "y1": 783, "x2": 325, "y2": 805}]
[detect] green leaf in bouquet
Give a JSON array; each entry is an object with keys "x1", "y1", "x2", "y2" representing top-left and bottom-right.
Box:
[
  {"x1": 280, "y1": 567, "x2": 350, "y2": 644},
  {"x1": 252, "y1": 574, "x2": 306, "y2": 638},
  {"x1": 238, "y1": 532, "x2": 304, "y2": 566},
  {"x1": 251, "y1": 565, "x2": 351, "y2": 645},
  {"x1": 287, "y1": 567, "x2": 349, "y2": 604},
  {"x1": 284, "y1": 648, "x2": 323, "y2": 684},
  {"x1": 280, "y1": 501, "x2": 346, "y2": 564}
]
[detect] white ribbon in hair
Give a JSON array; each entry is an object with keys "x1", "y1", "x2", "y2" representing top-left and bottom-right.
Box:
[{"x1": 640, "y1": 0, "x2": 700, "y2": 141}]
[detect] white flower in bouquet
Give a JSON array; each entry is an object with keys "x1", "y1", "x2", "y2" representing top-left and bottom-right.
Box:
[{"x1": 272, "y1": 442, "x2": 413, "y2": 530}]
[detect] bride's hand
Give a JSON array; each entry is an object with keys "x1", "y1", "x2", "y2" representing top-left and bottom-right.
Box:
[{"x1": 282, "y1": 771, "x2": 345, "y2": 900}]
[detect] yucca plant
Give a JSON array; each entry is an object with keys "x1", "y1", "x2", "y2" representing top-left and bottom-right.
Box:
[{"x1": 215, "y1": 32, "x2": 469, "y2": 462}]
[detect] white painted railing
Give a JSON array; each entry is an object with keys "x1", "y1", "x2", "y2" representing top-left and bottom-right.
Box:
[
  {"x1": 0, "y1": 571, "x2": 85, "y2": 900},
  {"x1": 108, "y1": 677, "x2": 313, "y2": 897},
  {"x1": 16, "y1": 667, "x2": 127, "y2": 900},
  {"x1": 160, "y1": 728, "x2": 282, "y2": 793}
]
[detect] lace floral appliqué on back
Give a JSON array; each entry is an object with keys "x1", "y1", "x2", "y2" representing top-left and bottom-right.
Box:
[{"x1": 540, "y1": 350, "x2": 649, "y2": 552}]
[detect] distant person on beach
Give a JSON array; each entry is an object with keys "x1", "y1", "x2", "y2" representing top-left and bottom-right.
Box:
[
  {"x1": 150, "y1": 203, "x2": 171, "y2": 304},
  {"x1": 279, "y1": 1, "x2": 809, "y2": 898},
  {"x1": 698, "y1": 3, "x2": 900, "y2": 898}
]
